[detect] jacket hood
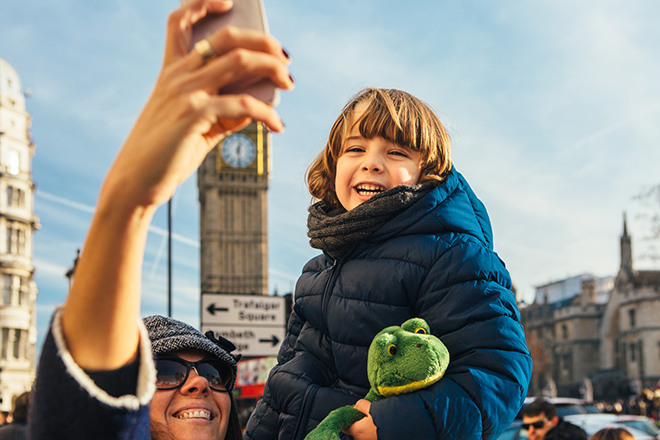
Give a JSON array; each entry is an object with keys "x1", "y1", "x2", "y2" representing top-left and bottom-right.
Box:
[{"x1": 367, "y1": 168, "x2": 494, "y2": 250}]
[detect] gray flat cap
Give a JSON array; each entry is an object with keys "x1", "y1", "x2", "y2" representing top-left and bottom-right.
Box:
[{"x1": 143, "y1": 315, "x2": 239, "y2": 389}]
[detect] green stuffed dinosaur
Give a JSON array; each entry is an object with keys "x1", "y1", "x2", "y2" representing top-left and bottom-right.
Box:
[{"x1": 304, "y1": 317, "x2": 450, "y2": 440}]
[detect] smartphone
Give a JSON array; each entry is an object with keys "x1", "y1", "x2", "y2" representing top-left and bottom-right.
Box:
[{"x1": 181, "y1": 0, "x2": 280, "y2": 106}]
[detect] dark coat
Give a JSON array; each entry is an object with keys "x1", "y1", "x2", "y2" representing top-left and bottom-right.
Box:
[
  {"x1": 245, "y1": 169, "x2": 532, "y2": 440},
  {"x1": 0, "y1": 424, "x2": 27, "y2": 440},
  {"x1": 546, "y1": 419, "x2": 588, "y2": 440}
]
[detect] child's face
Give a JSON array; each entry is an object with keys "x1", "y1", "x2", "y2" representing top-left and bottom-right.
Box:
[{"x1": 335, "y1": 102, "x2": 422, "y2": 211}]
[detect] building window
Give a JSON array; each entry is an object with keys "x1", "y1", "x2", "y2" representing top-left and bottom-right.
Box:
[
  {"x1": 562, "y1": 324, "x2": 568, "y2": 340},
  {"x1": 7, "y1": 149, "x2": 20, "y2": 175},
  {"x1": 629, "y1": 309, "x2": 636, "y2": 328},
  {"x1": 631, "y1": 343, "x2": 636, "y2": 363},
  {"x1": 6, "y1": 186, "x2": 25, "y2": 208},
  {"x1": 3, "y1": 275, "x2": 11, "y2": 304},
  {"x1": 17, "y1": 277, "x2": 26, "y2": 305},
  {"x1": 1, "y1": 328, "x2": 8, "y2": 359},
  {"x1": 6, "y1": 222, "x2": 27, "y2": 255},
  {"x1": 12, "y1": 329, "x2": 21, "y2": 359}
]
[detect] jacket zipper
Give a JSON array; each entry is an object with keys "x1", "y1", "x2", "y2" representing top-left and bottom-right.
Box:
[{"x1": 321, "y1": 258, "x2": 339, "y2": 322}]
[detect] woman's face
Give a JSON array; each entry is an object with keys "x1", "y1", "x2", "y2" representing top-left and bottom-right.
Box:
[{"x1": 150, "y1": 349, "x2": 232, "y2": 440}]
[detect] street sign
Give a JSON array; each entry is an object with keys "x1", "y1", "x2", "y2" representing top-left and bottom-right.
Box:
[
  {"x1": 201, "y1": 293, "x2": 287, "y2": 357},
  {"x1": 201, "y1": 324, "x2": 286, "y2": 357},
  {"x1": 201, "y1": 294, "x2": 286, "y2": 326}
]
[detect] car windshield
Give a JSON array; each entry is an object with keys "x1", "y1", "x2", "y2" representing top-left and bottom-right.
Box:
[{"x1": 618, "y1": 421, "x2": 660, "y2": 437}]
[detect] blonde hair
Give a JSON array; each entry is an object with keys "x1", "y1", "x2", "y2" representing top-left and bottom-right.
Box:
[
  {"x1": 307, "y1": 88, "x2": 452, "y2": 208},
  {"x1": 589, "y1": 427, "x2": 635, "y2": 440}
]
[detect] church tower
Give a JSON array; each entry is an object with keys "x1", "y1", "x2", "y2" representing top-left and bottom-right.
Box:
[
  {"x1": 198, "y1": 122, "x2": 270, "y2": 296},
  {"x1": 620, "y1": 212, "x2": 633, "y2": 274},
  {"x1": 0, "y1": 58, "x2": 40, "y2": 411}
]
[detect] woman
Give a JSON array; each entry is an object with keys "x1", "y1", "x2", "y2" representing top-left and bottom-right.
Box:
[
  {"x1": 28, "y1": 0, "x2": 293, "y2": 438},
  {"x1": 589, "y1": 427, "x2": 635, "y2": 440}
]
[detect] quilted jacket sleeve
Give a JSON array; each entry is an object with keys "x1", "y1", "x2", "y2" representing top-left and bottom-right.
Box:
[{"x1": 370, "y1": 238, "x2": 532, "y2": 440}]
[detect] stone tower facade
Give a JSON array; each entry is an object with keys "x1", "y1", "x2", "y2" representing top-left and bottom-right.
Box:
[
  {"x1": 198, "y1": 122, "x2": 270, "y2": 296},
  {"x1": 0, "y1": 58, "x2": 39, "y2": 411},
  {"x1": 522, "y1": 215, "x2": 660, "y2": 400}
]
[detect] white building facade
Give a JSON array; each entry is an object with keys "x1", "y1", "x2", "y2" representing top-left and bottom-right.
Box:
[{"x1": 0, "y1": 57, "x2": 39, "y2": 411}]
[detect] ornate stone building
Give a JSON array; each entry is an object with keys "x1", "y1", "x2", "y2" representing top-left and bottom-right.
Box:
[
  {"x1": 198, "y1": 122, "x2": 270, "y2": 295},
  {"x1": 0, "y1": 57, "x2": 39, "y2": 411},
  {"x1": 522, "y1": 216, "x2": 660, "y2": 400}
]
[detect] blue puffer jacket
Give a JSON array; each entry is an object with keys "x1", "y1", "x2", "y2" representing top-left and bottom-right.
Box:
[{"x1": 245, "y1": 169, "x2": 532, "y2": 440}]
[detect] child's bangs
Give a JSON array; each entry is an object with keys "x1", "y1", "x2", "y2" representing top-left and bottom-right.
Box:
[{"x1": 352, "y1": 93, "x2": 423, "y2": 151}]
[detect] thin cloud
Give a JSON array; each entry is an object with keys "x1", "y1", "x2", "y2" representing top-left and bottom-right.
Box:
[{"x1": 36, "y1": 190, "x2": 199, "y2": 248}]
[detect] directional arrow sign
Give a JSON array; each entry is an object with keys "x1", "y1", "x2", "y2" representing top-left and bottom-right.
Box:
[
  {"x1": 201, "y1": 324, "x2": 286, "y2": 357},
  {"x1": 206, "y1": 303, "x2": 229, "y2": 316},
  {"x1": 259, "y1": 335, "x2": 280, "y2": 347},
  {"x1": 201, "y1": 294, "x2": 286, "y2": 326}
]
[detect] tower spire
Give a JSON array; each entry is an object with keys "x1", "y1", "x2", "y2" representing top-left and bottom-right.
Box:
[{"x1": 620, "y1": 212, "x2": 633, "y2": 273}]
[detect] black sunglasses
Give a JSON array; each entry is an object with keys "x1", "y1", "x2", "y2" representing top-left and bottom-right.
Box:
[
  {"x1": 155, "y1": 356, "x2": 234, "y2": 392},
  {"x1": 522, "y1": 419, "x2": 549, "y2": 430}
]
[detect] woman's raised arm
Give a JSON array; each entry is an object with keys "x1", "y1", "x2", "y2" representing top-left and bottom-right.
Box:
[{"x1": 61, "y1": 0, "x2": 293, "y2": 371}]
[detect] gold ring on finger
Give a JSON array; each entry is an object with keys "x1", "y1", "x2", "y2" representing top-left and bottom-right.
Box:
[{"x1": 194, "y1": 39, "x2": 216, "y2": 64}]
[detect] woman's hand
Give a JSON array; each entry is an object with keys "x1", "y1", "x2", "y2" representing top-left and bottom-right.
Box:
[
  {"x1": 343, "y1": 399, "x2": 377, "y2": 440},
  {"x1": 62, "y1": 0, "x2": 293, "y2": 370},
  {"x1": 105, "y1": 0, "x2": 293, "y2": 209}
]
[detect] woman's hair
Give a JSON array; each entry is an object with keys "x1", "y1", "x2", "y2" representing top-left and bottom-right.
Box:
[
  {"x1": 225, "y1": 395, "x2": 242, "y2": 440},
  {"x1": 589, "y1": 427, "x2": 635, "y2": 440},
  {"x1": 307, "y1": 88, "x2": 452, "y2": 208}
]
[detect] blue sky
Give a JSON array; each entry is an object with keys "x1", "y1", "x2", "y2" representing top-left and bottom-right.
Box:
[{"x1": 2, "y1": 0, "x2": 660, "y2": 353}]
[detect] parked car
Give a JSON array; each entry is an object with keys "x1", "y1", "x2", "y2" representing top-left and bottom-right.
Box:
[
  {"x1": 604, "y1": 415, "x2": 659, "y2": 440},
  {"x1": 499, "y1": 400, "x2": 659, "y2": 440},
  {"x1": 516, "y1": 397, "x2": 591, "y2": 419},
  {"x1": 564, "y1": 414, "x2": 658, "y2": 440}
]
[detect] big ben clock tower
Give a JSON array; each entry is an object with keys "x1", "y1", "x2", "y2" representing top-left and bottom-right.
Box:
[{"x1": 198, "y1": 122, "x2": 270, "y2": 296}]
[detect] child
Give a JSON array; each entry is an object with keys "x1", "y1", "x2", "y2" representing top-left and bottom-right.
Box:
[{"x1": 244, "y1": 88, "x2": 532, "y2": 440}]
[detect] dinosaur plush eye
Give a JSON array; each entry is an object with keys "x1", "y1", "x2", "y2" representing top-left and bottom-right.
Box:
[
  {"x1": 414, "y1": 327, "x2": 427, "y2": 335},
  {"x1": 387, "y1": 344, "x2": 397, "y2": 357}
]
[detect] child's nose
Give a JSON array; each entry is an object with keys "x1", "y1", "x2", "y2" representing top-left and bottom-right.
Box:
[{"x1": 361, "y1": 152, "x2": 383, "y2": 172}]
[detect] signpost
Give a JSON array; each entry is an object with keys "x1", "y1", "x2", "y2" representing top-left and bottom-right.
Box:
[{"x1": 201, "y1": 293, "x2": 286, "y2": 357}]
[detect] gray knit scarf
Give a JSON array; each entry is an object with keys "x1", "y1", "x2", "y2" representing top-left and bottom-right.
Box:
[{"x1": 307, "y1": 183, "x2": 435, "y2": 260}]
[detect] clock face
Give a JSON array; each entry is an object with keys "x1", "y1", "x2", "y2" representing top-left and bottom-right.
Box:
[{"x1": 221, "y1": 133, "x2": 256, "y2": 168}]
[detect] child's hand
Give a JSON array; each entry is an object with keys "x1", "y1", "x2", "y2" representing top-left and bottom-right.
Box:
[{"x1": 343, "y1": 399, "x2": 377, "y2": 440}]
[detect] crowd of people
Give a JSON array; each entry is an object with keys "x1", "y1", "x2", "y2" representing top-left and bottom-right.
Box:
[{"x1": 522, "y1": 397, "x2": 660, "y2": 440}]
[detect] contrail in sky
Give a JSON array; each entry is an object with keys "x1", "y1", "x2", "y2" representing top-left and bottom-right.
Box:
[{"x1": 35, "y1": 190, "x2": 199, "y2": 248}]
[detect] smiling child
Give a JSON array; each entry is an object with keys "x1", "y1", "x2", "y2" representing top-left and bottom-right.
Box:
[{"x1": 245, "y1": 88, "x2": 532, "y2": 440}]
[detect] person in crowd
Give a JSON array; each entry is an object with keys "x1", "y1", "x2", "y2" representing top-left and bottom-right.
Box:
[
  {"x1": 27, "y1": 0, "x2": 293, "y2": 438},
  {"x1": 0, "y1": 391, "x2": 30, "y2": 440},
  {"x1": 589, "y1": 427, "x2": 635, "y2": 440},
  {"x1": 243, "y1": 87, "x2": 532, "y2": 440},
  {"x1": 522, "y1": 398, "x2": 588, "y2": 440}
]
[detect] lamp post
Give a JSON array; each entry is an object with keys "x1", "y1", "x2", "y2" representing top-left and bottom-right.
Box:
[{"x1": 65, "y1": 249, "x2": 80, "y2": 291}]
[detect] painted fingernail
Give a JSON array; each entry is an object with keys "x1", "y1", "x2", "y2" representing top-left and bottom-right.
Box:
[{"x1": 282, "y1": 47, "x2": 291, "y2": 59}]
